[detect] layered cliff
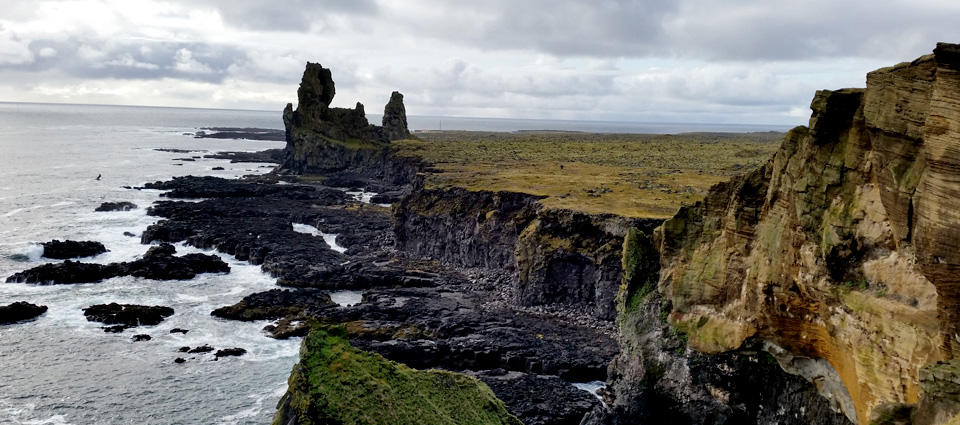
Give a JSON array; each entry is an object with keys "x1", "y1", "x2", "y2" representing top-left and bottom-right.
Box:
[
  {"x1": 605, "y1": 43, "x2": 960, "y2": 424},
  {"x1": 279, "y1": 63, "x2": 409, "y2": 174},
  {"x1": 394, "y1": 187, "x2": 662, "y2": 319}
]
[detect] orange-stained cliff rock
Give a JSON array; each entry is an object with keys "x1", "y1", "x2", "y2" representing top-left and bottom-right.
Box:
[{"x1": 652, "y1": 43, "x2": 960, "y2": 424}]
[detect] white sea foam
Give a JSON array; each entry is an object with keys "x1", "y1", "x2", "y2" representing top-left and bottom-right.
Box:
[
  {"x1": 572, "y1": 381, "x2": 606, "y2": 402},
  {"x1": 291, "y1": 223, "x2": 347, "y2": 253},
  {"x1": 330, "y1": 290, "x2": 363, "y2": 307}
]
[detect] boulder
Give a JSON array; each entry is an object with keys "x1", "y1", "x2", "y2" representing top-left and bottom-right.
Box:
[
  {"x1": 0, "y1": 301, "x2": 48, "y2": 325},
  {"x1": 41, "y1": 239, "x2": 108, "y2": 259},
  {"x1": 214, "y1": 347, "x2": 246, "y2": 359},
  {"x1": 95, "y1": 201, "x2": 138, "y2": 212},
  {"x1": 82, "y1": 303, "x2": 174, "y2": 331}
]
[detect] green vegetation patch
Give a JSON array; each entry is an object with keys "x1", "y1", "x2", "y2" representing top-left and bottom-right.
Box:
[
  {"x1": 394, "y1": 131, "x2": 781, "y2": 218},
  {"x1": 274, "y1": 325, "x2": 521, "y2": 425}
]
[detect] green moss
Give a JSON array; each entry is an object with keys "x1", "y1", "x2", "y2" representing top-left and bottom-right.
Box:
[
  {"x1": 275, "y1": 325, "x2": 521, "y2": 425},
  {"x1": 618, "y1": 228, "x2": 660, "y2": 317}
]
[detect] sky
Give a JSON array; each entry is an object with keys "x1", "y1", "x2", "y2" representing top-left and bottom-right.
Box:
[{"x1": 0, "y1": 0, "x2": 957, "y2": 125}]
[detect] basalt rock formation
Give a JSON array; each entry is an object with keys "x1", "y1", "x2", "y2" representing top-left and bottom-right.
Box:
[
  {"x1": 598, "y1": 43, "x2": 960, "y2": 425},
  {"x1": 382, "y1": 91, "x2": 411, "y2": 141},
  {"x1": 0, "y1": 301, "x2": 48, "y2": 325},
  {"x1": 40, "y1": 240, "x2": 107, "y2": 259},
  {"x1": 394, "y1": 187, "x2": 662, "y2": 320},
  {"x1": 279, "y1": 62, "x2": 409, "y2": 175}
]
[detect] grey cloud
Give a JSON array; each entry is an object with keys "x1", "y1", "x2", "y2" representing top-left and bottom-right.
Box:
[
  {"x1": 15, "y1": 38, "x2": 245, "y2": 83},
  {"x1": 393, "y1": 0, "x2": 957, "y2": 62},
  {"x1": 178, "y1": 0, "x2": 379, "y2": 31}
]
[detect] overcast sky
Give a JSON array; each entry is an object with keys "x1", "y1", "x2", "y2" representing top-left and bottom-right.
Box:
[{"x1": 0, "y1": 0, "x2": 957, "y2": 124}]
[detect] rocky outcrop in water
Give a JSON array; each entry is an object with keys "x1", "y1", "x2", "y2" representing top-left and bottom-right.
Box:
[
  {"x1": 0, "y1": 301, "x2": 48, "y2": 325},
  {"x1": 41, "y1": 240, "x2": 107, "y2": 259},
  {"x1": 594, "y1": 43, "x2": 960, "y2": 425},
  {"x1": 95, "y1": 201, "x2": 137, "y2": 212},
  {"x1": 5, "y1": 243, "x2": 229, "y2": 284},
  {"x1": 382, "y1": 91, "x2": 411, "y2": 141},
  {"x1": 83, "y1": 303, "x2": 174, "y2": 331}
]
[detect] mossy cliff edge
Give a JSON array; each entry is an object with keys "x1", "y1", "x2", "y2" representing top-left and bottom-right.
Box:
[
  {"x1": 605, "y1": 43, "x2": 960, "y2": 425},
  {"x1": 273, "y1": 325, "x2": 522, "y2": 425}
]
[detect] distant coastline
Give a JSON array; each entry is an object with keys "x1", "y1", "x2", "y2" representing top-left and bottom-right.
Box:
[{"x1": 0, "y1": 101, "x2": 794, "y2": 135}]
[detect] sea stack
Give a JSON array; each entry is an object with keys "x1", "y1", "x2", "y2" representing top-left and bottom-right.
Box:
[
  {"x1": 382, "y1": 91, "x2": 410, "y2": 141},
  {"x1": 279, "y1": 62, "x2": 405, "y2": 175}
]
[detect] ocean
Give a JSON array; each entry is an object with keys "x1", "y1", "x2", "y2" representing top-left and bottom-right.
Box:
[{"x1": 0, "y1": 101, "x2": 791, "y2": 424}]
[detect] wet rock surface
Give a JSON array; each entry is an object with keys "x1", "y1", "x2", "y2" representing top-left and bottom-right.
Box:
[
  {"x1": 41, "y1": 239, "x2": 108, "y2": 259},
  {"x1": 0, "y1": 301, "x2": 48, "y2": 325},
  {"x1": 82, "y1": 303, "x2": 174, "y2": 331},
  {"x1": 140, "y1": 174, "x2": 615, "y2": 424},
  {"x1": 5, "y1": 243, "x2": 229, "y2": 284},
  {"x1": 95, "y1": 201, "x2": 138, "y2": 212}
]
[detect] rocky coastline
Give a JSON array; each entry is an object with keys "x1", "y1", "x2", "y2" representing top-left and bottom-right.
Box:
[{"x1": 8, "y1": 45, "x2": 960, "y2": 425}]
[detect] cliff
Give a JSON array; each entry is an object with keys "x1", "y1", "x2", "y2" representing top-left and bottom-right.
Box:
[
  {"x1": 273, "y1": 325, "x2": 522, "y2": 425},
  {"x1": 603, "y1": 43, "x2": 960, "y2": 424},
  {"x1": 279, "y1": 62, "x2": 409, "y2": 174},
  {"x1": 394, "y1": 187, "x2": 662, "y2": 319}
]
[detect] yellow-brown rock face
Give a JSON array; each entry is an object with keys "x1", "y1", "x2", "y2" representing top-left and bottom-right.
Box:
[{"x1": 654, "y1": 44, "x2": 960, "y2": 424}]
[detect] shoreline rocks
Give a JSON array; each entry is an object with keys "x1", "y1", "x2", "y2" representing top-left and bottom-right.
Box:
[
  {"x1": 95, "y1": 201, "x2": 138, "y2": 212},
  {"x1": 6, "y1": 243, "x2": 229, "y2": 284},
  {"x1": 82, "y1": 303, "x2": 174, "y2": 332},
  {"x1": 41, "y1": 240, "x2": 107, "y2": 259},
  {"x1": 0, "y1": 301, "x2": 48, "y2": 325}
]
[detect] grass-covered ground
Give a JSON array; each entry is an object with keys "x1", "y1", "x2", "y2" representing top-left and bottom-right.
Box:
[
  {"x1": 275, "y1": 325, "x2": 521, "y2": 425},
  {"x1": 395, "y1": 130, "x2": 784, "y2": 218}
]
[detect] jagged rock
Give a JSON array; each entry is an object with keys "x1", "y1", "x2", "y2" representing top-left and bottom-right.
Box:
[
  {"x1": 132, "y1": 334, "x2": 152, "y2": 342},
  {"x1": 5, "y1": 243, "x2": 228, "y2": 284},
  {"x1": 214, "y1": 347, "x2": 246, "y2": 359},
  {"x1": 83, "y1": 303, "x2": 174, "y2": 331},
  {"x1": 598, "y1": 43, "x2": 960, "y2": 424},
  {"x1": 382, "y1": 91, "x2": 410, "y2": 141},
  {"x1": 188, "y1": 345, "x2": 214, "y2": 354},
  {"x1": 0, "y1": 301, "x2": 48, "y2": 325},
  {"x1": 41, "y1": 240, "x2": 108, "y2": 259},
  {"x1": 5, "y1": 260, "x2": 120, "y2": 284},
  {"x1": 278, "y1": 62, "x2": 395, "y2": 174},
  {"x1": 95, "y1": 201, "x2": 138, "y2": 212},
  {"x1": 474, "y1": 370, "x2": 599, "y2": 425}
]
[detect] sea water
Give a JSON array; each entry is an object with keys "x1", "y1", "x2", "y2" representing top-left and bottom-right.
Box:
[
  {"x1": 0, "y1": 102, "x2": 790, "y2": 424},
  {"x1": 0, "y1": 102, "x2": 296, "y2": 425}
]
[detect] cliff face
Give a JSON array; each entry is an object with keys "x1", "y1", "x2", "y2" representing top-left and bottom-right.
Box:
[
  {"x1": 279, "y1": 62, "x2": 409, "y2": 175},
  {"x1": 623, "y1": 43, "x2": 960, "y2": 424},
  {"x1": 394, "y1": 187, "x2": 660, "y2": 319}
]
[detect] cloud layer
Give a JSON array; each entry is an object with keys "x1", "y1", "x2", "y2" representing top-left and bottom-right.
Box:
[{"x1": 0, "y1": 0, "x2": 956, "y2": 124}]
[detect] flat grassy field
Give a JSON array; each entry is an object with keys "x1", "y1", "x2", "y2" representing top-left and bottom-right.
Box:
[{"x1": 394, "y1": 130, "x2": 784, "y2": 218}]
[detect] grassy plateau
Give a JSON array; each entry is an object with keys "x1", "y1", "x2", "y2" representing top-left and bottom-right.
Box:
[{"x1": 395, "y1": 130, "x2": 783, "y2": 218}]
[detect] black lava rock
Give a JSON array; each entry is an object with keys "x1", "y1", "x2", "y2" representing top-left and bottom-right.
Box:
[
  {"x1": 96, "y1": 201, "x2": 138, "y2": 212},
  {"x1": 41, "y1": 240, "x2": 108, "y2": 259},
  {"x1": 0, "y1": 301, "x2": 48, "y2": 325},
  {"x1": 83, "y1": 303, "x2": 174, "y2": 331}
]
